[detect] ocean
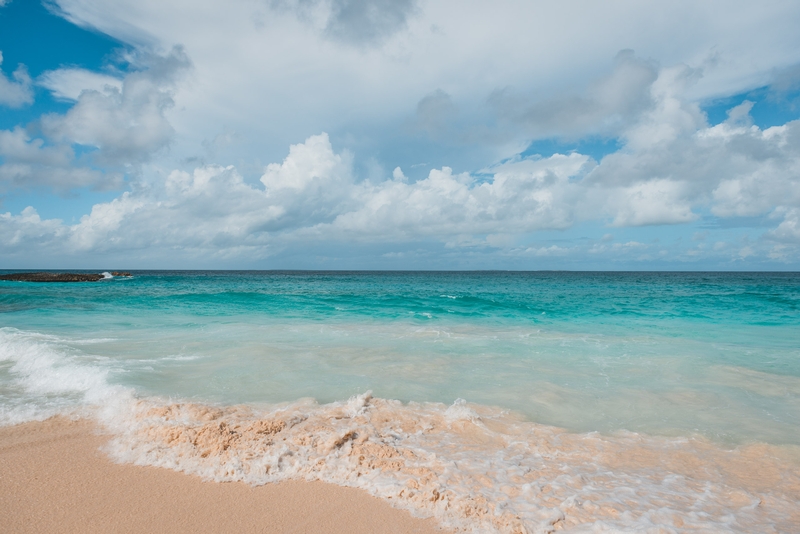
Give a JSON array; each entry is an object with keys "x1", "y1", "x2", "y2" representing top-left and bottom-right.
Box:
[{"x1": 1, "y1": 271, "x2": 799, "y2": 532}]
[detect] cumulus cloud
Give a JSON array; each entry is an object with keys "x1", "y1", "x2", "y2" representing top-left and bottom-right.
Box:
[
  {"x1": 587, "y1": 116, "x2": 800, "y2": 230},
  {"x1": 1, "y1": 123, "x2": 798, "y2": 267},
  {"x1": 0, "y1": 207, "x2": 67, "y2": 252},
  {"x1": 38, "y1": 68, "x2": 123, "y2": 101},
  {"x1": 604, "y1": 179, "x2": 697, "y2": 227},
  {"x1": 767, "y1": 208, "x2": 800, "y2": 244},
  {"x1": 67, "y1": 165, "x2": 284, "y2": 255},
  {"x1": 40, "y1": 47, "x2": 188, "y2": 165},
  {"x1": 0, "y1": 128, "x2": 73, "y2": 167},
  {"x1": 567, "y1": 61, "x2": 800, "y2": 230},
  {"x1": 0, "y1": 133, "x2": 591, "y2": 258},
  {"x1": 326, "y1": 153, "x2": 591, "y2": 241},
  {"x1": 48, "y1": 0, "x2": 800, "y2": 177},
  {"x1": 4, "y1": 95, "x2": 800, "y2": 264},
  {"x1": 4, "y1": 43, "x2": 800, "y2": 264},
  {"x1": 0, "y1": 51, "x2": 33, "y2": 108},
  {"x1": 259, "y1": 134, "x2": 356, "y2": 228},
  {"x1": 0, "y1": 49, "x2": 187, "y2": 192},
  {"x1": 0, "y1": 127, "x2": 117, "y2": 191},
  {"x1": 19, "y1": 136, "x2": 349, "y2": 256}
]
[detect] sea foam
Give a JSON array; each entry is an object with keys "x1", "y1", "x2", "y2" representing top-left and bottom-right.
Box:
[
  {"x1": 103, "y1": 394, "x2": 800, "y2": 533},
  {"x1": 0, "y1": 328, "x2": 133, "y2": 425}
]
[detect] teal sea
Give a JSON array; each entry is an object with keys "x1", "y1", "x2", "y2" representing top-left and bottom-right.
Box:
[{"x1": 2, "y1": 271, "x2": 799, "y2": 532}]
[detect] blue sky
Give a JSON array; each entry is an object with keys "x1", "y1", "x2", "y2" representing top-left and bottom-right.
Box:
[{"x1": 1, "y1": 0, "x2": 800, "y2": 269}]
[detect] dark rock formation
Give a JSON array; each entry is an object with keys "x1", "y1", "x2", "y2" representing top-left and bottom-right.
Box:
[
  {"x1": 0, "y1": 272, "x2": 105, "y2": 282},
  {"x1": 111, "y1": 271, "x2": 132, "y2": 277}
]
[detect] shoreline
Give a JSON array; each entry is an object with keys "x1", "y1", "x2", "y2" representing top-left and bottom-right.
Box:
[
  {"x1": 0, "y1": 417, "x2": 447, "y2": 534},
  {"x1": 2, "y1": 406, "x2": 800, "y2": 533}
]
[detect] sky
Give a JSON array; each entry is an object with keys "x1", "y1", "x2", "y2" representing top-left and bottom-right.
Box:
[{"x1": 1, "y1": 0, "x2": 800, "y2": 270}]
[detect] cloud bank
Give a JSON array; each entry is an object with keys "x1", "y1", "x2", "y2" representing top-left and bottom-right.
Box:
[{"x1": 3, "y1": 84, "x2": 799, "y2": 266}]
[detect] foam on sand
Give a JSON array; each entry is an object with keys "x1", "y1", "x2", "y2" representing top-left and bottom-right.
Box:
[{"x1": 105, "y1": 394, "x2": 800, "y2": 533}]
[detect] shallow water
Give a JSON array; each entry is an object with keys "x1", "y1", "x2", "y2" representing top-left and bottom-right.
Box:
[{"x1": 1, "y1": 271, "x2": 799, "y2": 532}]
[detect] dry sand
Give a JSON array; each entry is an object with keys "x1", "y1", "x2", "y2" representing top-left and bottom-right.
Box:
[{"x1": 0, "y1": 417, "x2": 448, "y2": 534}]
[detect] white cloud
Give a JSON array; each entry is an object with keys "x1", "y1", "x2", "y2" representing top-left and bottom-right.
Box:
[
  {"x1": 40, "y1": 48, "x2": 188, "y2": 165},
  {"x1": 327, "y1": 153, "x2": 590, "y2": 239},
  {"x1": 3, "y1": 2, "x2": 800, "y2": 266},
  {"x1": 0, "y1": 51, "x2": 33, "y2": 108},
  {"x1": 0, "y1": 127, "x2": 119, "y2": 191},
  {"x1": 38, "y1": 68, "x2": 123, "y2": 101},
  {"x1": 581, "y1": 64, "x2": 800, "y2": 228},
  {"x1": 520, "y1": 245, "x2": 570, "y2": 257},
  {"x1": 2, "y1": 106, "x2": 800, "y2": 265},
  {"x1": 767, "y1": 208, "x2": 800, "y2": 244},
  {"x1": 0, "y1": 207, "x2": 66, "y2": 252},
  {"x1": 0, "y1": 49, "x2": 188, "y2": 192},
  {"x1": 0, "y1": 134, "x2": 590, "y2": 258},
  {"x1": 47, "y1": 0, "x2": 800, "y2": 170},
  {"x1": 261, "y1": 133, "x2": 350, "y2": 193},
  {"x1": 67, "y1": 164, "x2": 282, "y2": 253},
  {"x1": 606, "y1": 179, "x2": 697, "y2": 227},
  {"x1": 0, "y1": 128, "x2": 73, "y2": 167}
]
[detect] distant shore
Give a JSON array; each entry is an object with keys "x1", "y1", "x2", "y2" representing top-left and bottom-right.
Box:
[
  {"x1": 0, "y1": 272, "x2": 132, "y2": 282},
  {"x1": 0, "y1": 417, "x2": 445, "y2": 534}
]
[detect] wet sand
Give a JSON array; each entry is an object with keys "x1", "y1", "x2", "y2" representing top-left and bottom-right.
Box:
[{"x1": 0, "y1": 417, "x2": 447, "y2": 534}]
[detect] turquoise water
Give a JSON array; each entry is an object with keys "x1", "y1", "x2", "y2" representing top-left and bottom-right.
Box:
[{"x1": 2, "y1": 270, "x2": 799, "y2": 444}]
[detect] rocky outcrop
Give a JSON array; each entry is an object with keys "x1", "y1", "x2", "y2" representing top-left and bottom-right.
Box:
[
  {"x1": 0, "y1": 272, "x2": 105, "y2": 282},
  {"x1": 111, "y1": 271, "x2": 132, "y2": 277}
]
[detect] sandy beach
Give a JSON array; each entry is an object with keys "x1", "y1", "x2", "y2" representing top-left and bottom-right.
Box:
[{"x1": 0, "y1": 417, "x2": 447, "y2": 534}]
